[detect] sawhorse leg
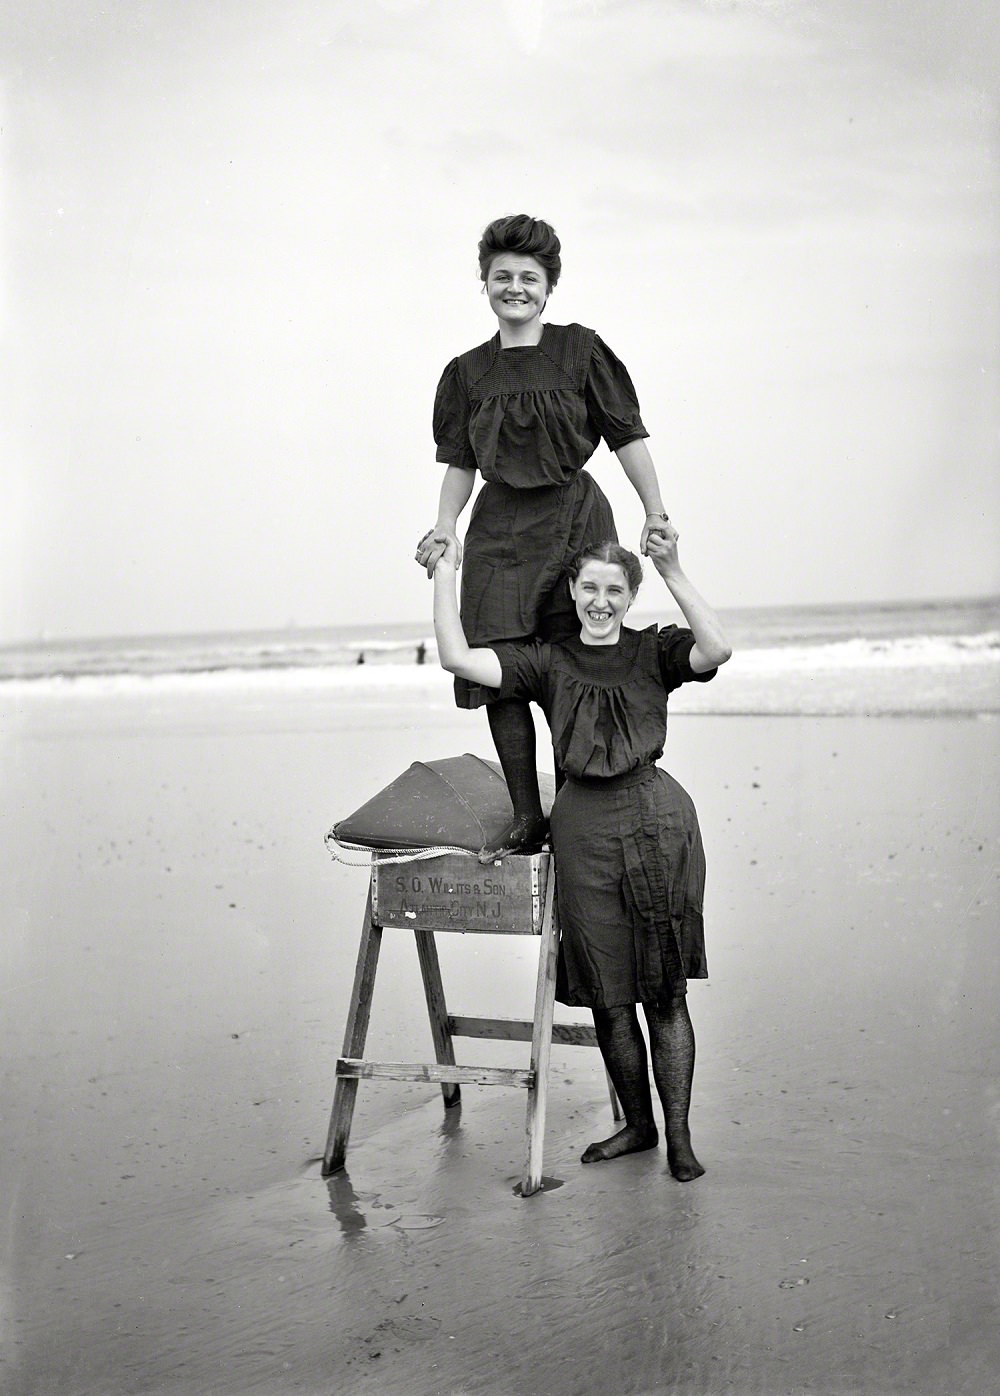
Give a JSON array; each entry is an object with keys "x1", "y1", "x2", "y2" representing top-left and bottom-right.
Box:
[
  {"x1": 414, "y1": 927, "x2": 461, "y2": 1109},
  {"x1": 323, "y1": 889, "x2": 381, "y2": 1175},
  {"x1": 522, "y1": 865, "x2": 559, "y2": 1197}
]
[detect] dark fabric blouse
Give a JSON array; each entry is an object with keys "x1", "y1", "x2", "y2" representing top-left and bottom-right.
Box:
[
  {"x1": 433, "y1": 322, "x2": 648, "y2": 488},
  {"x1": 491, "y1": 625, "x2": 716, "y2": 781}
]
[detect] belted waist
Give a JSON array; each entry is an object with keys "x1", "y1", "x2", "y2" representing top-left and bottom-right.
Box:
[{"x1": 564, "y1": 763, "x2": 657, "y2": 791}]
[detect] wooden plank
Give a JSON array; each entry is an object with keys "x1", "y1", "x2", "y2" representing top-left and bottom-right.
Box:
[
  {"x1": 414, "y1": 928, "x2": 460, "y2": 1108},
  {"x1": 521, "y1": 865, "x2": 560, "y2": 1197},
  {"x1": 373, "y1": 852, "x2": 549, "y2": 934},
  {"x1": 323, "y1": 890, "x2": 382, "y2": 1175},
  {"x1": 337, "y1": 1058, "x2": 533, "y2": 1089},
  {"x1": 449, "y1": 1015, "x2": 600, "y2": 1047}
]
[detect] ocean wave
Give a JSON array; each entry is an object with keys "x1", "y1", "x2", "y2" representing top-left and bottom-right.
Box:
[
  {"x1": 736, "y1": 631, "x2": 1000, "y2": 670},
  {"x1": 0, "y1": 663, "x2": 449, "y2": 698},
  {"x1": 1, "y1": 631, "x2": 997, "y2": 700}
]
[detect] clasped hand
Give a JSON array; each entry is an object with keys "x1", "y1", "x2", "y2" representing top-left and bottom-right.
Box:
[
  {"x1": 639, "y1": 515, "x2": 679, "y2": 556},
  {"x1": 415, "y1": 527, "x2": 461, "y2": 577},
  {"x1": 644, "y1": 526, "x2": 683, "y2": 577}
]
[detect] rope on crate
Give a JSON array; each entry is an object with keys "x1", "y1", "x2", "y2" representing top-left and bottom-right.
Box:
[{"x1": 324, "y1": 829, "x2": 480, "y2": 867}]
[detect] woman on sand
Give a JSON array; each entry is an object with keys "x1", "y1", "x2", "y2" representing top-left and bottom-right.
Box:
[
  {"x1": 432, "y1": 529, "x2": 731, "y2": 1178},
  {"x1": 415, "y1": 214, "x2": 671, "y2": 861}
]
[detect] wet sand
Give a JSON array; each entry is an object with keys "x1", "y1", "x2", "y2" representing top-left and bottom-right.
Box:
[{"x1": 2, "y1": 680, "x2": 998, "y2": 1395}]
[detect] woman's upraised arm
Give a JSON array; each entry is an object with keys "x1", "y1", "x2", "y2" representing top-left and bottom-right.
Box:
[
  {"x1": 645, "y1": 531, "x2": 732, "y2": 673},
  {"x1": 432, "y1": 537, "x2": 503, "y2": 689}
]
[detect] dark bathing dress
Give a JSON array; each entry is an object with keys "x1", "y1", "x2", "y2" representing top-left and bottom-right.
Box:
[
  {"x1": 491, "y1": 625, "x2": 717, "y2": 1009},
  {"x1": 433, "y1": 322, "x2": 649, "y2": 708}
]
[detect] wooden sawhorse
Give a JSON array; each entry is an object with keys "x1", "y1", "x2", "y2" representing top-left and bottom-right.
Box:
[{"x1": 322, "y1": 850, "x2": 619, "y2": 1196}]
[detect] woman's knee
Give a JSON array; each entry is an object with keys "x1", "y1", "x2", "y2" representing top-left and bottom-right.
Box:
[
  {"x1": 643, "y1": 991, "x2": 687, "y2": 1023},
  {"x1": 593, "y1": 1003, "x2": 638, "y2": 1029}
]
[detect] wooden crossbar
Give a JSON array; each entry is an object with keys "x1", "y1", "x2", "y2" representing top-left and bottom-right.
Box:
[
  {"x1": 448, "y1": 1015, "x2": 599, "y2": 1047},
  {"x1": 337, "y1": 1058, "x2": 533, "y2": 1089}
]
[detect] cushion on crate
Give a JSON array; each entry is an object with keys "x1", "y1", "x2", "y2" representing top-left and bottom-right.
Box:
[{"x1": 331, "y1": 753, "x2": 555, "y2": 852}]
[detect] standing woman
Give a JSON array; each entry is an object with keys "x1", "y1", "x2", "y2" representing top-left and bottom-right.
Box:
[
  {"x1": 416, "y1": 214, "x2": 672, "y2": 861},
  {"x1": 431, "y1": 529, "x2": 732, "y2": 1179}
]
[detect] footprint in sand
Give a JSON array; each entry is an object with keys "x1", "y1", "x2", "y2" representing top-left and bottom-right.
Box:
[{"x1": 393, "y1": 1214, "x2": 445, "y2": 1230}]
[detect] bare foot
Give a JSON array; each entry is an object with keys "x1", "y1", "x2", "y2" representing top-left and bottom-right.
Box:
[
  {"x1": 581, "y1": 1122, "x2": 658, "y2": 1164},
  {"x1": 666, "y1": 1125, "x2": 705, "y2": 1181},
  {"x1": 478, "y1": 814, "x2": 549, "y2": 863}
]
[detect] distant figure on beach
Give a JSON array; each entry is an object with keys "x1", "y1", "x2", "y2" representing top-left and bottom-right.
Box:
[
  {"x1": 432, "y1": 530, "x2": 731, "y2": 1178},
  {"x1": 415, "y1": 641, "x2": 427, "y2": 666},
  {"x1": 415, "y1": 214, "x2": 672, "y2": 862}
]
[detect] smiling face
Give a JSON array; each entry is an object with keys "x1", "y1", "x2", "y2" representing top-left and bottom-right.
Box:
[
  {"x1": 485, "y1": 253, "x2": 549, "y2": 332},
  {"x1": 569, "y1": 559, "x2": 636, "y2": 646}
]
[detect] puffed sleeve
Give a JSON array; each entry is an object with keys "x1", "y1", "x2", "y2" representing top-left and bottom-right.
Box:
[
  {"x1": 433, "y1": 358, "x2": 477, "y2": 470},
  {"x1": 657, "y1": 625, "x2": 716, "y2": 694},
  {"x1": 584, "y1": 334, "x2": 650, "y2": 451},
  {"x1": 489, "y1": 640, "x2": 549, "y2": 704}
]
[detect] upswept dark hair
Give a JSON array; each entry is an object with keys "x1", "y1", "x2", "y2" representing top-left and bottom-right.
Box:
[
  {"x1": 477, "y1": 215, "x2": 561, "y2": 288},
  {"x1": 568, "y1": 540, "x2": 643, "y2": 596}
]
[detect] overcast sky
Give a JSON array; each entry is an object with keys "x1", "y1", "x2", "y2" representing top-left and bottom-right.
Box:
[{"x1": 2, "y1": 0, "x2": 998, "y2": 641}]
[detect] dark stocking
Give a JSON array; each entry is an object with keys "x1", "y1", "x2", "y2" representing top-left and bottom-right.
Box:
[
  {"x1": 582, "y1": 1006, "x2": 659, "y2": 1163},
  {"x1": 644, "y1": 995, "x2": 704, "y2": 1181},
  {"x1": 480, "y1": 699, "x2": 548, "y2": 861}
]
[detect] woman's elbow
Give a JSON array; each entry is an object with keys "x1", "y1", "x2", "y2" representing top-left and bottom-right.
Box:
[
  {"x1": 437, "y1": 648, "x2": 474, "y2": 681},
  {"x1": 704, "y1": 641, "x2": 733, "y2": 668},
  {"x1": 437, "y1": 648, "x2": 463, "y2": 677}
]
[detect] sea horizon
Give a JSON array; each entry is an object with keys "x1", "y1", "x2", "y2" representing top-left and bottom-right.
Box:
[{"x1": 2, "y1": 592, "x2": 998, "y2": 682}]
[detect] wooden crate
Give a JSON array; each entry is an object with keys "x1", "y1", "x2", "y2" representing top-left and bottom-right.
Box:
[{"x1": 372, "y1": 851, "x2": 548, "y2": 935}]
